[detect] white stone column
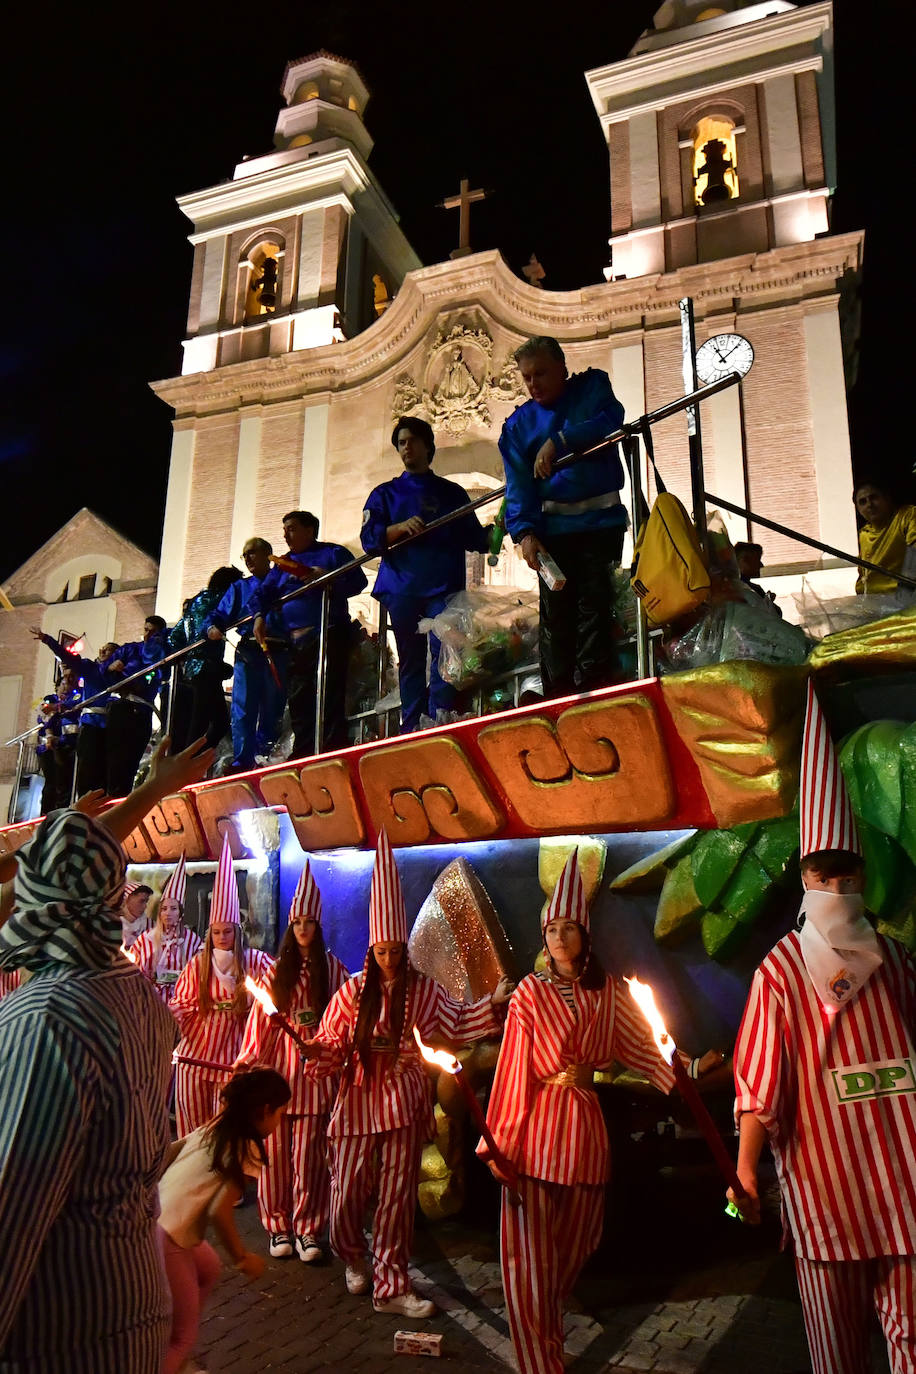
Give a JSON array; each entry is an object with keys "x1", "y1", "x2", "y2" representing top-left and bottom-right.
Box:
[
  {"x1": 229, "y1": 412, "x2": 263, "y2": 560},
  {"x1": 803, "y1": 303, "x2": 858, "y2": 563},
  {"x1": 156, "y1": 427, "x2": 196, "y2": 619},
  {"x1": 299, "y1": 403, "x2": 330, "y2": 524},
  {"x1": 198, "y1": 238, "x2": 228, "y2": 330},
  {"x1": 763, "y1": 73, "x2": 805, "y2": 245}
]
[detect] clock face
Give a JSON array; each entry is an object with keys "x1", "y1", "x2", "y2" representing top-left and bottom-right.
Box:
[{"x1": 695, "y1": 333, "x2": 755, "y2": 385}]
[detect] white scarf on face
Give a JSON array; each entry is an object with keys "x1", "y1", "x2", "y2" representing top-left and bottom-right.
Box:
[
  {"x1": 211, "y1": 946, "x2": 237, "y2": 998},
  {"x1": 798, "y1": 889, "x2": 883, "y2": 1010}
]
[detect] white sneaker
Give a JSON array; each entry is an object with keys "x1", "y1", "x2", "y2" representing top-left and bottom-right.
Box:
[
  {"x1": 345, "y1": 1261, "x2": 370, "y2": 1294},
  {"x1": 269, "y1": 1233, "x2": 294, "y2": 1259},
  {"x1": 295, "y1": 1234, "x2": 323, "y2": 1263},
  {"x1": 373, "y1": 1290, "x2": 436, "y2": 1319}
]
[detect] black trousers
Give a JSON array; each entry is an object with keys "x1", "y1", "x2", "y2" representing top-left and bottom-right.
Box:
[
  {"x1": 538, "y1": 526, "x2": 626, "y2": 700},
  {"x1": 76, "y1": 725, "x2": 108, "y2": 795},
  {"x1": 171, "y1": 670, "x2": 229, "y2": 753},
  {"x1": 288, "y1": 625, "x2": 349, "y2": 758},
  {"x1": 106, "y1": 698, "x2": 154, "y2": 797}
]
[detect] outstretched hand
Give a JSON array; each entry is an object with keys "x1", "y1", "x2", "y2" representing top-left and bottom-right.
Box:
[
  {"x1": 73, "y1": 789, "x2": 109, "y2": 818},
  {"x1": 147, "y1": 735, "x2": 216, "y2": 793}
]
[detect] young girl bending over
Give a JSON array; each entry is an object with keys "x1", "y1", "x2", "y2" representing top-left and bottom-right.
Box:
[{"x1": 158, "y1": 1068, "x2": 291, "y2": 1374}]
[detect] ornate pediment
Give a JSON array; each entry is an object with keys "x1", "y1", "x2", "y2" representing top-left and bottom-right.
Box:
[{"x1": 391, "y1": 320, "x2": 524, "y2": 436}]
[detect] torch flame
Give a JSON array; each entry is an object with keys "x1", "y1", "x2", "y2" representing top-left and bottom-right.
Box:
[
  {"x1": 624, "y1": 975, "x2": 676, "y2": 1065},
  {"x1": 245, "y1": 974, "x2": 279, "y2": 1018},
  {"x1": 413, "y1": 1027, "x2": 461, "y2": 1075}
]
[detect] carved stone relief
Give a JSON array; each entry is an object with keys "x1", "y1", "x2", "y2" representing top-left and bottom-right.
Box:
[{"x1": 391, "y1": 320, "x2": 524, "y2": 436}]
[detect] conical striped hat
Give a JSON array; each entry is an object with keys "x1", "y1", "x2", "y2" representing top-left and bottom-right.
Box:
[
  {"x1": 369, "y1": 829, "x2": 407, "y2": 946},
  {"x1": 161, "y1": 852, "x2": 187, "y2": 908},
  {"x1": 542, "y1": 848, "x2": 590, "y2": 932},
  {"x1": 799, "y1": 681, "x2": 862, "y2": 860},
  {"x1": 209, "y1": 834, "x2": 241, "y2": 926},
  {"x1": 121, "y1": 882, "x2": 139, "y2": 901},
  {"x1": 289, "y1": 860, "x2": 322, "y2": 924}
]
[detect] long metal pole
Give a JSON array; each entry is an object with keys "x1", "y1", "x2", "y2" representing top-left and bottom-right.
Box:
[
  {"x1": 623, "y1": 432, "x2": 650, "y2": 680},
  {"x1": 7, "y1": 741, "x2": 25, "y2": 824},
  {"x1": 314, "y1": 588, "x2": 329, "y2": 755},
  {"x1": 4, "y1": 373, "x2": 744, "y2": 751},
  {"x1": 680, "y1": 297, "x2": 707, "y2": 553},
  {"x1": 705, "y1": 491, "x2": 916, "y2": 591},
  {"x1": 375, "y1": 605, "x2": 391, "y2": 740}
]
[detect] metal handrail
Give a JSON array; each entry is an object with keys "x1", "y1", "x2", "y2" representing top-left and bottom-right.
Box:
[
  {"x1": 705, "y1": 492, "x2": 916, "y2": 591},
  {"x1": 3, "y1": 372, "x2": 743, "y2": 754}
]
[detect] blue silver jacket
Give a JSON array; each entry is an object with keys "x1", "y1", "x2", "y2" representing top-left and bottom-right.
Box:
[{"x1": 499, "y1": 368, "x2": 627, "y2": 541}]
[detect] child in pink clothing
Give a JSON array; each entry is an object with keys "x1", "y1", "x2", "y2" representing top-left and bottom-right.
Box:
[{"x1": 158, "y1": 1068, "x2": 291, "y2": 1374}]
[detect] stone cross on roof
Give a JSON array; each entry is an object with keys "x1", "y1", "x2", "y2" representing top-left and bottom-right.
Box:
[{"x1": 439, "y1": 178, "x2": 487, "y2": 259}]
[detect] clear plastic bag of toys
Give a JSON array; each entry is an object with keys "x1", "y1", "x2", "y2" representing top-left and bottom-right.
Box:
[
  {"x1": 661, "y1": 583, "x2": 810, "y2": 671},
  {"x1": 418, "y1": 590, "x2": 539, "y2": 690}
]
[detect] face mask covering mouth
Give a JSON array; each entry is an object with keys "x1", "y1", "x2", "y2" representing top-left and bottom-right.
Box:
[{"x1": 798, "y1": 889, "x2": 882, "y2": 1010}]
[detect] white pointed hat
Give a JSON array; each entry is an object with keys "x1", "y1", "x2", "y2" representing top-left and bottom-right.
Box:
[
  {"x1": 289, "y1": 860, "x2": 322, "y2": 924},
  {"x1": 542, "y1": 848, "x2": 590, "y2": 932},
  {"x1": 161, "y1": 852, "x2": 187, "y2": 908},
  {"x1": 209, "y1": 834, "x2": 241, "y2": 926},
  {"x1": 369, "y1": 829, "x2": 407, "y2": 946},
  {"x1": 799, "y1": 680, "x2": 862, "y2": 861}
]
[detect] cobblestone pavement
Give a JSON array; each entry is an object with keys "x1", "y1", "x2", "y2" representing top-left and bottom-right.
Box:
[{"x1": 198, "y1": 1161, "x2": 892, "y2": 1374}]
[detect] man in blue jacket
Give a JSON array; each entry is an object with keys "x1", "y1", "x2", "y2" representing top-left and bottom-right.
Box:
[
  {"x1": 105, "y1": 616, "x2": 168, "y2": 796},
  {"x1": 253, "y1": 511, "x2": 367, "y2": 755},
  {"x1": 207, "y1": 538, "x2": 289, "y2": 771},
  {"x1": 31, "y1": 630, "x2": 119, "y2": 794},
  {"x1": 361, "y1": 416, "x2": 492, "y2": 732},
  {"x1": 499, "y1": 336, "x2": 627, "y2": 700}
]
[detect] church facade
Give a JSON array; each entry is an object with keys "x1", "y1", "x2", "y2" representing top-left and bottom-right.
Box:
[{"x1": 153, "y1": 2, "x2": 862, "y2": 626}]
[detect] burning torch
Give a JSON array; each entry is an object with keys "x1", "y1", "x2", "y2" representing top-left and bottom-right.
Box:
[
  {"x1": 625, "y1": 976, "x2": 746, "y2": 1213},
  {"x1": 413, "y1": 1028, "x2": 520, "y2": 1203},
  {"x1": 244, "y1": 975, "x2": 314, "y2": 1055}
]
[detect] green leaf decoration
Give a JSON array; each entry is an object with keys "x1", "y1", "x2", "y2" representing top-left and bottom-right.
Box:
[
  {"x1": 751, "y1": 814, "x2": 799, "y2": 882},
  {"x1": 898, "y1": 723, "x2": 916, "y2": 866},
  {"x1": 653, "y1": 855, "x2": 703, "y2": 944},
  {"x1": 691, "y1": 830, "x2": 749, "y2": 909},
  {"x1": 610, "y1": 832, "x2": 697, "y2": 893},
  {"x1": 840, "y1": 720, "x2": 906, "y2": 841}
]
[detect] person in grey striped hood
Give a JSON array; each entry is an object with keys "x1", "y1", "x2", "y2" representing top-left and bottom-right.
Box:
[{"x1": 0, "y1": 738, "x2": 213, "y2": 1374}]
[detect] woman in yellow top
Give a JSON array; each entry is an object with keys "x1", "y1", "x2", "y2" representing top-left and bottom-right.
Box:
[{"x1": 854, "y1": 483, "x2": 916, "y2": 594}]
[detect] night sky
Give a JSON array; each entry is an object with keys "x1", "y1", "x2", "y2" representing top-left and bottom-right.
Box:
[{"x1": 0, "y1": 1, "x2": 905, "y2": 583}]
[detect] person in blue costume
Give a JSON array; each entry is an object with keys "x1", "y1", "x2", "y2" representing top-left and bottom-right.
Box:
[
  {"x1": 168, "y1": 566, "x2": 243, "y2": 754},
  {"x1": 105, "y1": 616, "x2": 168, "y2": 797},
  {"x1": 361, "y1": 417, "x2": 492, "y2": 732},
  {"x1": 252, "y1": 512, "x2": 367, "y2": 756},
  {"x1": 30, "y1": 631, "x2": 120, "y2": 794},
  {"x1": 499, "y1": 336, "x2": 627, "y2": 700},
  {"x1": 207, "y1": 539, "x2": 290, "y2": 772}
]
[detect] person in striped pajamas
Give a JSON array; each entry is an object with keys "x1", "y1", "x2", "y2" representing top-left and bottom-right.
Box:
[
  {"x1": 481, "y1": 849, "x2": 680, "y2": 1374},
  {"x1": 0, "y1": 736, "x2": 214, "y2": 1374},
  {"x1": 236, "y1": 860, "x2": 349, "y2": 1261},
  {"x1": 733, "y1": 683, "x2": 916, "y2": 1374},
  {"x1": 302, "y1": 829, "x2": 513, "y2": 1319},
  {"x1": 172, "y1": 834, "x2": 274, "y2": 1136},
  {"x1": 128, "y1": 853, "x2": 202, "y2": 1004}
]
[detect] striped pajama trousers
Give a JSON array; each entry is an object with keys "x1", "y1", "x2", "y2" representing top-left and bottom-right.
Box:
[
  {"x1": 175, "y1": 1066, "x2": 228, "y2": 1137},
  {"x1": 500, "y1": 1176, "x2": 604, "y2": 1374},
  {"x1": 329, "y1": 1121, "x2": 424, "y2": 1301},
  {"x1": 795, "y1": 1254, "x2": 916, "y2": 1374},
  {"x1": 258, "y1": 1112, "x2": 331, "y2": 1240}
]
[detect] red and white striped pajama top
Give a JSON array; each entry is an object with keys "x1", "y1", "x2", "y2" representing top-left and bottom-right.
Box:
[
  {"x1": 236, "y1": 952, "x2": 350, "y2": 1112},
  {"x1": 308, "y1": 972, "x2": 502, "y2": 1136},
  {"x1": 734, "y1": 930, "x2": 916, "y2": 1261},
  {"x1": 483, "y1": 971, "x2": 676, "y2": 1184},
  {"x1": 129, "y1": 928, "x2": 202, "y2": 1006}
]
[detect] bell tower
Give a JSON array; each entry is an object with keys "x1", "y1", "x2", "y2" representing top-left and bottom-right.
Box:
[
  {"x1": 179, "y1": 51, "x2": 420, "y2": 374},
  {"x1": 587, "y1": 1, "x2": 835, "y2": 280}
]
